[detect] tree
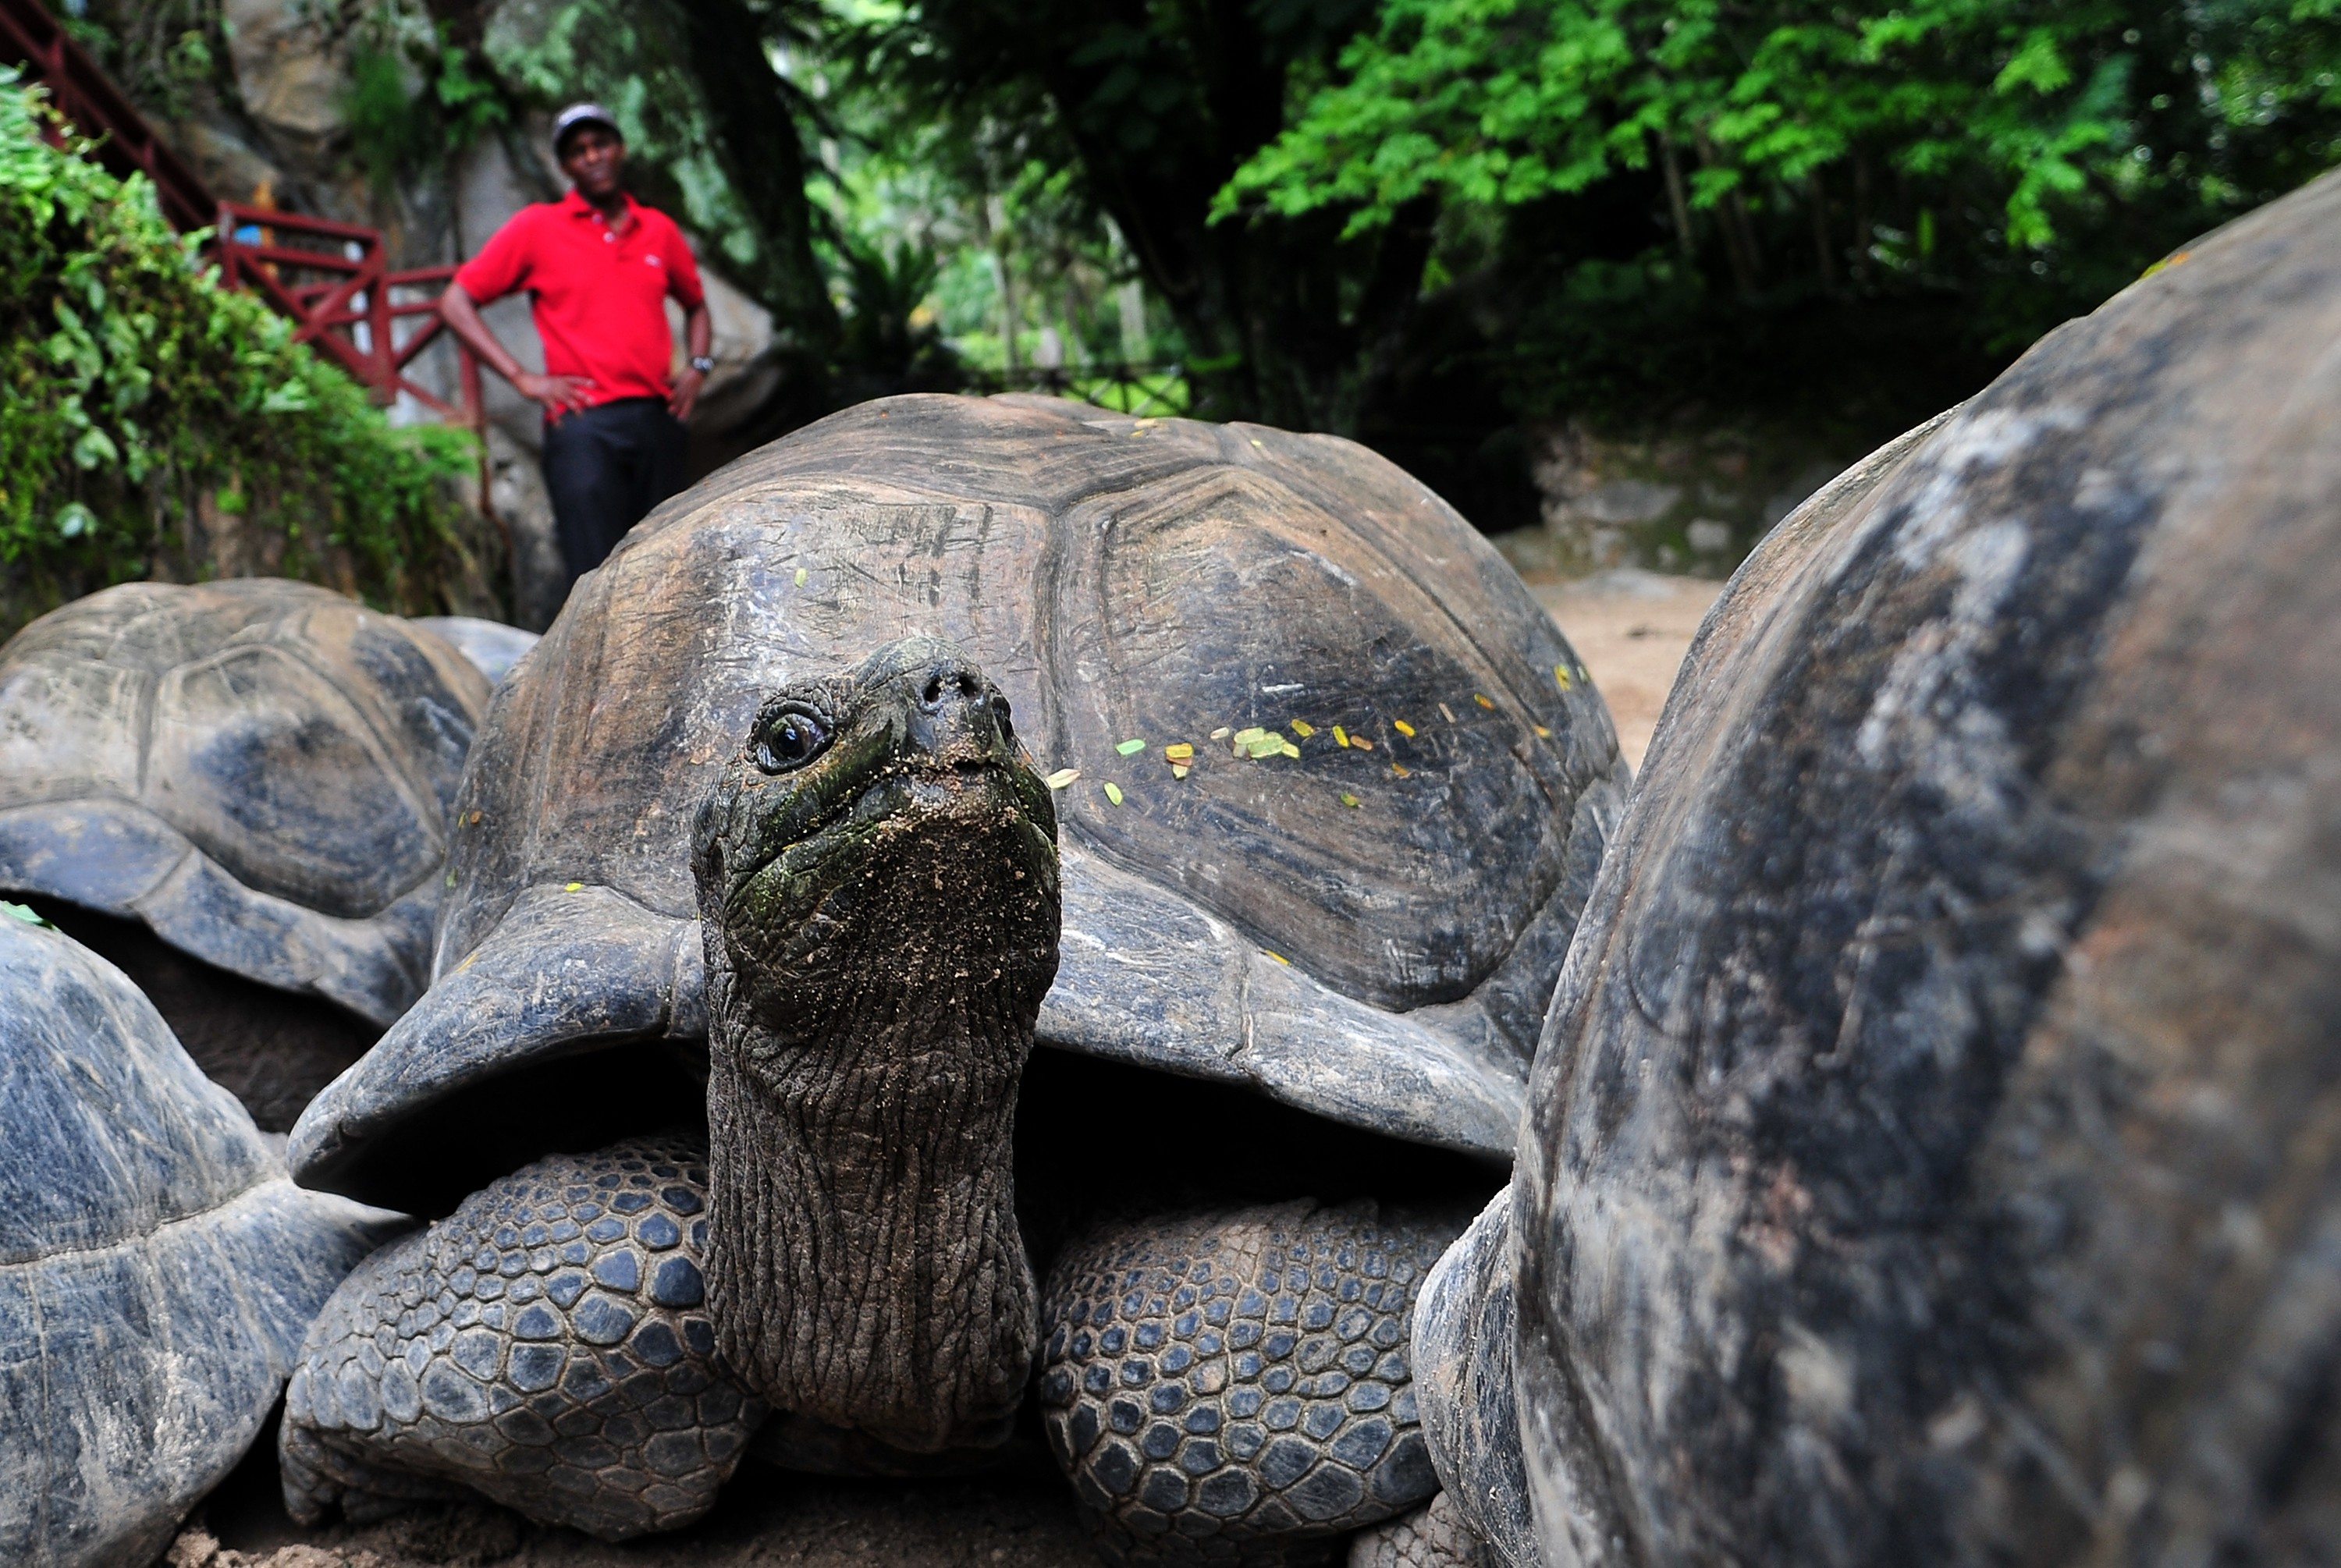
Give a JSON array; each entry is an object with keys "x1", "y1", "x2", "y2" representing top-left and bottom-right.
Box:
[
  {"x1": 851, "y1": 0, "x2": 1440, "y2": 431},
  {"x1": 1220, "y1": 0, "x2": 2341, "y2": 356}
]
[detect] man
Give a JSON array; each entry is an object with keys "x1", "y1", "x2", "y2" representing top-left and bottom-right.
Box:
[{"x1": 438, "y1": 103, "x2": 715, "y2": 599}]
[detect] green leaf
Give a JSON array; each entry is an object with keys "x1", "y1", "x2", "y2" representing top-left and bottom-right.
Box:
[
  {"x1": 261, "y1": 379, "x2": 318, "y2": 414},
  {"x1": 70, "y1": 428, "x2": 118, "y2": 470}
]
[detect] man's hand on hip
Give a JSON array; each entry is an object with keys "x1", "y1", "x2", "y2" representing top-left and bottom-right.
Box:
[
  {"x1": 517, "y1": 372, "x2": 597, "y2": 418},
  {"x1": 667, "y1": 368, "x2": 705, "y2": 423}
]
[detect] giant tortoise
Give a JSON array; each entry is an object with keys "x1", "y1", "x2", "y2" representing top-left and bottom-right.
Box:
[
  {"x1": 0, "y1": 909, "x2": 394, "y2": 1568},
  {"x1": 1420, "y1": 169, "x2": 2341, "y2": 1566},
  {"x1": 280, "y1": 394, "x2": 1629, "y2": 1563},
  {"x1": 0, "y1": 579, "x2": 494, "y2": 1126}
]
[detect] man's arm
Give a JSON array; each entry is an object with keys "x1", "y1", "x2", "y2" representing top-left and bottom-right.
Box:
[
  {"x1": 439, "y1": 282, "x2": 595, "y2": 417},
  {"x1": 668, "y1": 301, "x2": 714, "y2": 421}
]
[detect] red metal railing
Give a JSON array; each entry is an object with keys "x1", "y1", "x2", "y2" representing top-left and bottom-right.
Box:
[
  {"x1": 0, "y1": 0, "x2": 484, "y2": 427},
  {"x1": 0, "y1": 0, "x2": 212, "y2": 232},
  {"x1": 215, "y1": 204, "x2": 485, "y2": 424}
]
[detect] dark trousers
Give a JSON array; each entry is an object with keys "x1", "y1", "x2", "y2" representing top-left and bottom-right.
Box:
[{"x1": 541, "y1": 396, "x2": 687, "y2": 598}]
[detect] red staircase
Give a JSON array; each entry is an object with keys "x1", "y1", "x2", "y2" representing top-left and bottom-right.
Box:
[
  {"x1": 2, "y1": 0, "x2": 485, "y2": 426},
  {"x1": 215, "y1": 204, "x2": 485, "y2": 422},
  {"x1": 0, "y1": 0, "x2": 211, "y2": 230}
]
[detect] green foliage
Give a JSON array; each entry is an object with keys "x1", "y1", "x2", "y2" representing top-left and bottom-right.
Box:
[
  {"x1": 0, "y1": 72, "x2": 483, "y2": 633},
  {"x1": 1220, "y1": 0, "x2": 2341, "y2": 357},
  {"x1": 840, "y1": 0, "x2": 1433, "y2": 428},
  {"x1": 345, "y1": 14, "x2": 512, "y2": 197}
]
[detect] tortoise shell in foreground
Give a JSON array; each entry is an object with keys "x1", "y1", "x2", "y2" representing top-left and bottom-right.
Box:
[
  {"x1": 0, "y1": 913, "x2": 393, "y2": 1568},
  {"x1": 293, "y1": 393, "x2": 1629, "y2": 1208},
  {"x1": 1441, "y1": 169, "x2": 2341, "y2": 1566}
]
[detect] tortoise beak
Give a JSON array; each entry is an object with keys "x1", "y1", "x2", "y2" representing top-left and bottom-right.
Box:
[{"x1": 901, "y1": 654, "x2": 1018, "y2": 768}]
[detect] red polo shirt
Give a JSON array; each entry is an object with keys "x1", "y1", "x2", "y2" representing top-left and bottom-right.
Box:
[{"x1": 453, "y1": 189, "x2": 705, "y2": 409}]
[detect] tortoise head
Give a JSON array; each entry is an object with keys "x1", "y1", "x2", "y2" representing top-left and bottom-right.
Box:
[{"x1": 690, "y1": 634, "x2": 1061, "y2": 1452}]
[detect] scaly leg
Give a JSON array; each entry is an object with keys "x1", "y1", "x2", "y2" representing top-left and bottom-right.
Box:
[
  {"x1": 281, "y1": 1137, "x2": 766, "y2": 1541},
  {"x1": 1347, "y1": 1492, "x2": 1499, "y2": 1567},
  {"x1": 1039, "y1": 1201, "x2": 1472, "y2": 1566}
]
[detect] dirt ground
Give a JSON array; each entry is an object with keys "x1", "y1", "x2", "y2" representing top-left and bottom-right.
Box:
[
  {"x1": 159, "y1": 561, "x2": 1715, "y2": 1568},
  {"x1": 174, "y1": 1438, "x2": 1101, "y2": 1568},
  {"x1": 1526, "y1": 566, "x2": 1722, "y2": 771}
]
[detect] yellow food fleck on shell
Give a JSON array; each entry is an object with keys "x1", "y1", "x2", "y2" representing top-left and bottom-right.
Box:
[
  {"x1": 1534, "y1": 724, "x2": 1552, "y2": 739},
  {"x1": 1290, "y1": 720, "x2": 1316, "y2": 738},
  {"x1": 1440, "y1": 703, "x2": 1458, "y2": 723},
  {"x1": 1046, "y1": 768, "x2": 1080, "y2": 790},
  {"x1": 1391, "y1": 762, "x2": 1412, "y2": 778},
  {"x1": 794, "y1": 567, "x2": 809, "y2": 587},
  {"x1": 1352, "y1": 736, "x2": 1374, "y2": 752},
  {"x1": 1163, "y1": 743, "x2": 1195, "y2": 762},
  {"x1": 1474, "y1": 694, "x2": 1494, "y2": 710},
  {"x1": 1279, "y1": 740, "x2": 1301, "y2": 759},
  {"x1": 1171, "y1": 764, "x2": 1191, "y2": 779},
  {"x1": 1210, "y1": 727, "x2": 1231, "y2": 741},
  {"x1": 1554, "y1": 664, "x2": 1573, "y2": 691},
  {"x1": 1393, "y1": 719, "x2": 1416, "y2": 737},
  {"x1": 1103, "y1": 782, "x2": 1124, "y2": 805},
  {"x1": 565, "y1": 882, "x2": 584, "y2": 892},
  {"x1": 1340, "y1": 792, "x2": 1361, "y2": 807},
  {"x1": 1331, "y1": 725, "x2": 1349, "y2": 748},
  {"x1": 1263, "y1": 949, "x2": 1289, "y2": 965}
]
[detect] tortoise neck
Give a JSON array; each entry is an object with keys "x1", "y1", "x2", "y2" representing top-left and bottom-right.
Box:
[{"x1": 701, "y1": 961, "x2": 1036, "y2": 1453}]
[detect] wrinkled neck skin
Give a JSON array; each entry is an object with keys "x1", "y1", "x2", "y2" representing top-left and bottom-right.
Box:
[{"x1": 702, "y1": 937, "x2": 1038, "y2": 1453}]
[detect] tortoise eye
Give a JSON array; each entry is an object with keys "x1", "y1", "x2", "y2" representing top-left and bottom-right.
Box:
[{"x1": 755, "y1": 708, "x2": 831, "y2": 773}]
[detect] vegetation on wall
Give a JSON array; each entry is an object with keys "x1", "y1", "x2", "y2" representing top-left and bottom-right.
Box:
[{"x1": 0, "y1": 73, "x2": 487, "y2": 634}]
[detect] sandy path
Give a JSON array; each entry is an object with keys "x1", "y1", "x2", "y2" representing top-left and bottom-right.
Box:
[{"x1": 1528, "y1": 569, "x2": 1721, "y2": 772}]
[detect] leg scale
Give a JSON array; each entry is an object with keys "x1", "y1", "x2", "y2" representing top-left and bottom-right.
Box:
[
  {"x1": 1040, "y1": 1201, "x2": 1470, "y2": 1566},
  {"x1": 281, "y1": 1137, "x2": 765, "y2": 1541}
]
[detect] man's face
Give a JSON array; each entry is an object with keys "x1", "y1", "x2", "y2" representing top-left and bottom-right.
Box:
[{"x1": 559, "y1": 125, "x2": 626, "y2": 199}]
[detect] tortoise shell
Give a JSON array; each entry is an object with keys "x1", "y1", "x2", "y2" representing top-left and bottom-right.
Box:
[
  {"x1": 1494, "y1": 172, "x2": 2341, "y2": 1564},
  {"x1": 292, "y1": 396, "x2": 1627, "y2": 1206},
  {"x1": 414, "y1": 615, "x2": 541, "y2": 686},
  {"x1": 0, "y1": 914, "x2": 393, "y2": 1567},
  {"x1": 0, "y1": 580, "x2": 491, "y2": 1025}
]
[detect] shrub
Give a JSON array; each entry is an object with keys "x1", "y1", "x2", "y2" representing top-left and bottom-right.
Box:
[{"x1": 0, "y1": 69, "x2": 492, "y2": 634}]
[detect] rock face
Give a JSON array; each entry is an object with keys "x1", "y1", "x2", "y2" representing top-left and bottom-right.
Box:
[
  {"x1": 222, "y1": 0, "x2": 350, "y2": 147},
  {"x1": 1497, "y1": 168, "x2": 2341, "y2": 1567},
  {"x1": 0, "y1": 916, "x2": 394, "y2": 1568}
]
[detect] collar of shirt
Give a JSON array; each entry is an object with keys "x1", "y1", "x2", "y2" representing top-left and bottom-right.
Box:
[{"x1": 560, "y1": 186, "x2": 642, "y2": 237}]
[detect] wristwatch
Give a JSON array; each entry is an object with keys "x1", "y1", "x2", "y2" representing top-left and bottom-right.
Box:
[{"x1": 688, "y1": 355, "x2": 716, "y2": 375}]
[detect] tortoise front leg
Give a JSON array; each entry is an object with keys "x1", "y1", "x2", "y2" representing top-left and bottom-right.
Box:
[
  {"x1": 1038, "y1": 1201, "x2": 1475, "y2": 1567},
  {"x1": 281, "y1": 1137, "x2": 765, "y2": 1541}
]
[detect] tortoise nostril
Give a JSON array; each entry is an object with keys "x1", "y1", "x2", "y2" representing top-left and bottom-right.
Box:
[
  {"x1": 958, "y1": 673, "x2": 981, "y2": 699},
  {"x1": 922, "y1": 676, "x2": 944, "y2": 708}
]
